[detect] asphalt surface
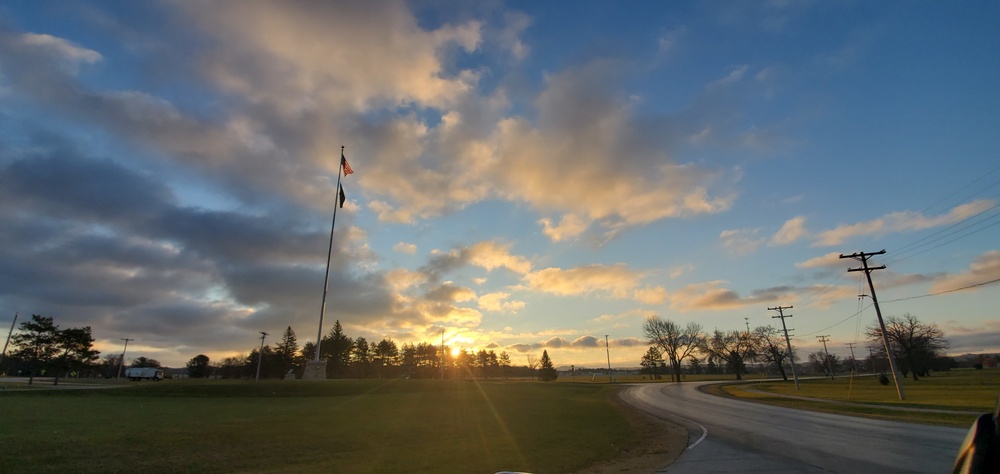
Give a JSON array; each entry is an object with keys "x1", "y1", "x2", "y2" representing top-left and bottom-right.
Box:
[{"x1": 619, "y1": 382, "x2": 969, "y2": 473}]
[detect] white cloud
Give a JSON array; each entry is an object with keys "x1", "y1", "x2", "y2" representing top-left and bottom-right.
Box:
[
  {"x1": 393, "y1": 242, "x2": 417, "y2": 254},
  {"x1": 795, "y1": 252, "x2": 844, "y2": 269},
  {"x1": 930, "y1": 250, "x2": 1000, "y2": 294},
  {"x1": 813, "y1": 200, "x2": 995, "y2": 247},
  {"x1": 539, "y1": 214, "x2": 589, "y2": 242},
  {"x1": 770, "y1": 215, "x2": 807, "y2": 245},
  {"x1": 720, "y1": 228, "x2": 765, "y2": 255},
  {"x1": 478, "y1": 292, "x2": 526, "y2": 313}
]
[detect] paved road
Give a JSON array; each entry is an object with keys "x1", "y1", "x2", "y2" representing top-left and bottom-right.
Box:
[{"x1": 620, "y1": 382, "x2": 969, "y2": 473}]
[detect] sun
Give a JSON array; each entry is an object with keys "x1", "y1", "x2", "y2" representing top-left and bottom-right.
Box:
[{"x1": 450, "y1": 347, "x2": 461, "y2": 357}]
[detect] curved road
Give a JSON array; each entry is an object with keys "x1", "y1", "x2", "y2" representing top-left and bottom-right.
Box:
[{"x1": 620, "y1": 382, "x2": 968, "y2": 473}]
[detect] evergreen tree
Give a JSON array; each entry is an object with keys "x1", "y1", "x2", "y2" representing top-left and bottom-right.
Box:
[
  {"x1": 320, "y1": 320, "x2": 352, "y2": 378},
  {"x1": 10, "y1": 315, "x2": 60, "y2": 385},
  {"x1": 273, "y1": 326, "x2": 301, "y2": 378},
  {"x1": 538, "y1": 350, "x2": 558, "y2": 382},
  {"x1": 498, "y1": 351, "x2": 512, "y2": 380}
]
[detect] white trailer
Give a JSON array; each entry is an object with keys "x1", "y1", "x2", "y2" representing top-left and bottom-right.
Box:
[{"x1": 124, "y1": 367, "x2": 164, "y2": 381}]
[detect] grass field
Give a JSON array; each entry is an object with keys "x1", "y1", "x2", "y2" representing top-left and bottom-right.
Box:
[
  {"x1": 721, "y1": 368, "x2": 1000, "y2": 428},
  {"x1": 0, "y1": 379, "x2": 637, "y2": 474}
]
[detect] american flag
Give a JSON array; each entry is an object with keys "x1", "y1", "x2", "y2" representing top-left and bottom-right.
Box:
[{"x1": 341, "y1": 155, "x2": 354, "y2": 175}]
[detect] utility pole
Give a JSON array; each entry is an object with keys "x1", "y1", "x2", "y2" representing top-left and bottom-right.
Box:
[
  {"x1": 440, "y1": 329, "x2": 446, "y2": 380},
  {"x1": 816, "y1": 335, "x2": 834, "y2": 380},
  {"x1": 840, "y1": 250, "x2": 905, "y2": 400},
  {"x1": 868, "y1": 346, "x2": 879, "y2": 374},
  {"x1": 117, "y1": 338, "x2": 133, "y2": 380},
  {"x1": 605, "y1": 335, "x2": 613, "y2": 383},
  {"x1": 846, "y1": 342, "x2": 859, "y2": 374},
  {"x1": 769, "y1": 305, "x2": 799, "y2": 390},
  {"x1": 1, "y1": 312, "x2": 18, "y2": 366},
  {"x1": 256, "y1": 331, "x2": 268, "y2": 381}
]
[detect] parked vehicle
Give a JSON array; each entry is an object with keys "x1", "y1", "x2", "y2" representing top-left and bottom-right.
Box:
[{"x1": 124, "y1": 367, "x2": 164, "y2": 381}]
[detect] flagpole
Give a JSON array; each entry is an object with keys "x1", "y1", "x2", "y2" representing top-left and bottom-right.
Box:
[{"x1": 314, "y1": 146, "x2": 345, "y2": 363}]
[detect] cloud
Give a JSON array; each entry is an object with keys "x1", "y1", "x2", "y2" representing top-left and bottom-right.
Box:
[
  {"x1": 770, "y1": 215, "x2": 807, "y2": 245},
  {"x1": 669, "y1": 263, "x2": 695, "y2": 279},
  {"x1": 667, "y1": 280, "x2": 796, "y2": 312},
  {"x1": 425, "y1": 282, "x2": 477, "y2": 303},
  {"x1": 930, "y1": 250, "x2": 1000, "y2": 294},
  {"x1": 813, "y1": 200, "x2": 996, "y2": 247},
  {"x1": 522, "y1": 264, "x2": 665, "y2": 303},
  {"x1": 478, "y1": 292, "x2": 526, "y2": 313},
  {"x1": 15, "y1": 32, "x2": 102, "y2": 73},
  {"x1": 539, "y1": 214, "x2": 589, "y2": 242},
  {"x1": 795, "y1": 252, "x2": 844, "y2": 269},
  {"x1": 720, "y1": 228, "x2": 765, "y2": 255},
  {"x1": 393, "y1": 242, "x2": 417, "y2": 254}
]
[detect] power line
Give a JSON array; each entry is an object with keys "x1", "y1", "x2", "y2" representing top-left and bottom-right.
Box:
[{"x1": 882, "y1": 277, "x2": 1000, "y2": 303}]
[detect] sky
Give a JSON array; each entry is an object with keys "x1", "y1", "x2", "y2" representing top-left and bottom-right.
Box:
[{"x1": 1, "y1": 1, "x2": 998, "y2": 369}]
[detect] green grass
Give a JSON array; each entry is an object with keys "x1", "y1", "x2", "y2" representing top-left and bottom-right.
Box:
[
  {"x1": 722, "y1": 369, "x2": 999, "y2": 428},
  {"x1": 0, "y1": 379, "x2": 636, "y2": 473}
]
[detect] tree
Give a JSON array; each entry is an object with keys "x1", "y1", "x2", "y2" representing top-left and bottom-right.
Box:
[
  {"x1": 10, "y1": 315, "x2": 60, "y2": 385},
  {"x1": 218, "y1": 354, "x2": 247, "y2": 379},
  {"x1": 273, "y1": 326, "x2": 301, "y2": 379},
  {"x1": 644, "y1": 317, "x2": 704, "y2": 382},
  {"x1": 99, "y1": 353, "x2": 124, "y2": 378},
  {"x1": 187, "y1": 354, "x2": 211, "y2": 378},
  {"x1": 700, "y1": 329, "x2": 755, "y2": 380},
  {"x1": 752, "y1": 325, "x2": 794, "y2": 381},
  {"x1": 808, "y1": 351, "x2": 839, "y2": 376},
  {"x1": 320, "y1": 320, "x2": 353, "y2": 378},
  {"x1": 498, "y1": 351, "x2": 512, "y2": 380},
  {"x1": 53, "y1": 326, "x2": 99, "y2": 384},
  {"x1": 352, "y1": 337, "x2": 372, "y2": 378},
  {"x1": 526, "y1": 354, "x2": 539, "y2": 380},
  {"x1": 867, "y1": 313, "x2": 948, "y2": 381},
  {"x1": 130, "y1": 357, "x2": 161, "y2": 368},
  {"x1": 374, "y1": 338, "x2": 399, "y2": 378},
  {"x1": 538, "y1": 350, "x2": 558, "y2": 382},
  {"x1": 639, "y1": 346, "x2": 663, "y2": 380}
]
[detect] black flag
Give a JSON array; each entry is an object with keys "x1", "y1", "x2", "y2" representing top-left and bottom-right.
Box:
[{"x1": 339, "y1": 184, "x2": 346, "y2": 208}]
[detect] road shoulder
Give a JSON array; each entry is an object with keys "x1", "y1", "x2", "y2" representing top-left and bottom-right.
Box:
[{"x1": 572, "y1": 387, "x2": 687, "y2": 473}]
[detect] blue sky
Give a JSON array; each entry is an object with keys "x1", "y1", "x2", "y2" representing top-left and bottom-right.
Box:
[{"x1": 1, "y1": 1, "x2": 998, "y2": 368}]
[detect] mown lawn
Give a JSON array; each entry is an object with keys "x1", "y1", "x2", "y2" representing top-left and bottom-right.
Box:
[
  {"x1": 0, "y1": 379, "x2": 635, "y2": 474},
  {"x1": 722, "y1": 368, "x2": 999, "y2": 427}
]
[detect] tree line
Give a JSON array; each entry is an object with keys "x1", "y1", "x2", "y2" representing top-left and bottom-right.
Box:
[
  {"x1": 191, "y1": 321, "x2": 558, "y2": 381},
  {"x1": 1, "y1": 315, "x2": 176, "y2": 383},
  {"x1": 641, "y1": 312, "x2": 950, "y2": 382},
  {"x1": 2, "y1": 315, "x2": 561, "y2": 382}
]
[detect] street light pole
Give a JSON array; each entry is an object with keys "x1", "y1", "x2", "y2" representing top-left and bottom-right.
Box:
[{"x1": 256, "y1": 332, "x2": 268, "y2": 381}]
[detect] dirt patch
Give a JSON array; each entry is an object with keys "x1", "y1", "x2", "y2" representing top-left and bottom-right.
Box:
[{"x1": 571, "y1": 389, "x2": 688, "y2": 473}]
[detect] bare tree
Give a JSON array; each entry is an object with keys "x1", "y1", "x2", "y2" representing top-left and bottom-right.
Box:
[
  {"x1": 867, "y1": 313, "x2": 947, "y2": 381},
  {"x1": 700, "y1": 329, "x2": 755, "y2": 380},
  {"x1": 526, "y1": 354, "x2": 539, "y2": 380},
  {"x1": 752, "y1": 325, "x2": 793, "y2": 381},
  {"x1": 643, "y1": 317, "x2": 704, "y2": 382}
]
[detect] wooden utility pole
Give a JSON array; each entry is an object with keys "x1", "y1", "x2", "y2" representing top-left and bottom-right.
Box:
[
  {"x1": 1, "y1": 312, "x2": 18, "y2": 365},
  {"x1": 605, "y1": 335, "x2": 613, "y2": 383},
  {"x1": 845, "y1": 342, "x2": 859, "y2": 374},
  {"x1": 117, "y1": 338, "x2": 133, "y2": 380},
  {"x1": 840, "y1": 250, "x2": 905, "y2": 400},
  {"x1": 816, "y1": 335, "x2": 834, "y2": 380},
  {"x1": 768, "y1": 305, "x2": 799, "y2": 390}
]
